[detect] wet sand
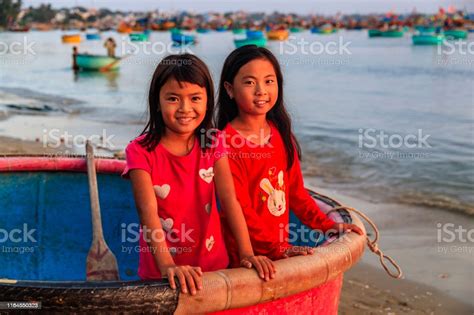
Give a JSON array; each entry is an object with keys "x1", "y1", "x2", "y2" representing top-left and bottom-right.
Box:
[
  {"x1": 0, "y1": 137, "x2": 472, "y2": 314},
  {"x1": 341, "y1": 263, "x2": 472, "y2": 314}
]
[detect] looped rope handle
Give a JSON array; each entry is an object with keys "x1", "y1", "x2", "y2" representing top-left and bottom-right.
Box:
[{"x1": 327, "y1": 206, "x2": 403, "y2": 279}]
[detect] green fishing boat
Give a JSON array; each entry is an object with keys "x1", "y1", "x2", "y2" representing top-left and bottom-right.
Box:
[
  {"x1": 369, "y1": 29, "x2": 404, "y2": 38},
  {"x1": 412, "y1": 34, "x2": 445, "y2": 45},
  {"x1": 290, "y1": 27, "x2": 304, "y2": 33},
  {"x1": 234, "y1": 37, "x2": 267, "y2": 48},
  {"x1": 443, "y1": 29, "x2": 468, "y2": 39},
  {"x1": 129, "y1": 33, "x2": 148, "y2": 42},
  {"x1": 232, "y1": 28, "x2": 246, "y2": 34},
  {"x1": 76, "y1": 54, "x2": 121, "y2": 71}
]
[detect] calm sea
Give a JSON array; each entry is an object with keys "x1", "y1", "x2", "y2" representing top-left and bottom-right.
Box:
[{"x1": 0, "y1": 30, "x2": 473, "y2": 215}]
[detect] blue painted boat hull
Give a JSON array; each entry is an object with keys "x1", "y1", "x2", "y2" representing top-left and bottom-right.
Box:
[{"x1": 0, "y1": 171, "x2": 139, "y2": 281}]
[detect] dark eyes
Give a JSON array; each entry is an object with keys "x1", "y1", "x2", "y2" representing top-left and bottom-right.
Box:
[
  {"x1": 243, "y1": 79, "x2": 275, "y2": 85},
  {"x1": 166, "y1": 96, "x2": 202, "y2": 102}
]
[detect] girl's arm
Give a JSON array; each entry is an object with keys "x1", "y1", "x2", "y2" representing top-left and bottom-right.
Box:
[
  {"x1": 129, "y1": 169, "x2": 203, "y2": 295},
  {"x1": 214, "y1": 157, "x2": 275, "y2": 281},
  {"x1": 287, "y1": 151, "x2": 363, "y2": 258}
]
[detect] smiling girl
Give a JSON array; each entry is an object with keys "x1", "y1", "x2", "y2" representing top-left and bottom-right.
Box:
[{"x1": 122, "y1": 54, "x2": 274, "y2": 296}]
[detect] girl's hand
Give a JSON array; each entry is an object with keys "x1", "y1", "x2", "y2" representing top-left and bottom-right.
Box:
[
  {"x1": 162, "y1": 265, "x2": 203, "y2": 295},
  {"x1": 331, "y1": 223, "x2": 364, "y2": 236},
  {"x1": 240, "y1": 255, "x2": 276, "y2": 281},
  {"x1": 283, "y1": 246, "x2": 315, "y2": 258}
]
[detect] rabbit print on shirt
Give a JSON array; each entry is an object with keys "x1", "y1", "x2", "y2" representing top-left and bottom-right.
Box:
[{"x1": 260, "y1": 170, "x2": 286, "y2": 217}]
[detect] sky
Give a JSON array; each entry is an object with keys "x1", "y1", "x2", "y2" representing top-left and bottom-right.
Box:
[{"x1": 22, "y1": 0, "x2": 474, "y2": 14}]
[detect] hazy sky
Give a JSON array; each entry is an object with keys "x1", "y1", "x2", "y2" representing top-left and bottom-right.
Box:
[{"x1": 21, "y1": 0, "x2": 474, "y2": 14}]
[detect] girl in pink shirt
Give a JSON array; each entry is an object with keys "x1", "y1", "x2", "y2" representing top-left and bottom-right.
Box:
[{"x1": 123, "y1": 54, "x2": 274, "y2": 296}]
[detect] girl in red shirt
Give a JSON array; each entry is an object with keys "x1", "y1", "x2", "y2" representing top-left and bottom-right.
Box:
[
  {"x1": 216, "y1": 46, "x2": 363, "y2": 266},
  {"x1": 123, "y1": 54, "x2": 275, "y2": 295}
]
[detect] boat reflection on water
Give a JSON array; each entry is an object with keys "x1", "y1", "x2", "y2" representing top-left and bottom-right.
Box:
[{"x1": 73, "y1": 70, "x2": 120, "y2": 89}]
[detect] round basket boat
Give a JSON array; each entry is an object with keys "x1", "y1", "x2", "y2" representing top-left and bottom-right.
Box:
[
  {"x1": 0, "y1": 156, "x2": 365, "y2": 313},
  {"x1": 267, "y1": 29, "x2": 289, "y2": 41},
  {"x1": 62, "y1": 34, "x2": 82, "y2": 44},
  {"x1": 76, "y1": 54, "x2": 121, "y2": 71}
]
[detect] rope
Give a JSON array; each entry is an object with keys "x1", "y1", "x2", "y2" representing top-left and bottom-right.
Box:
[{"x1": 327, "y1": 205, "x2": 403, "y2": 279}]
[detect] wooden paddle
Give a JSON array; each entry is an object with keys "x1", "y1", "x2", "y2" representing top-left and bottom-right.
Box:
[{"x1": 85, "y1": 141, "x2": 120, "y2": 281}]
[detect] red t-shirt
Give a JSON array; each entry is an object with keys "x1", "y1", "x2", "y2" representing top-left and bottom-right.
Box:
[
  {"x1": 221, "y1": 123, "x2": 335, "y2": 266},
  {"x1": 123, "y1": 133, "x2": 229, "y2": 279}
]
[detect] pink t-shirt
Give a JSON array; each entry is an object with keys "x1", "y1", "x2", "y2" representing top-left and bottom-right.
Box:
[{"x1": 122, "y1": 133, "x2": 229, "y2": 279}]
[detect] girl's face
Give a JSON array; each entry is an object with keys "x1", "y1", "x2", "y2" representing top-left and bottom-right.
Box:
[
  {"x1": 225, "y1": 58, "x2": 278, "y2": 117},
  {"x1": 159, "y1": 78, "x2": 207, "y2": 137}
]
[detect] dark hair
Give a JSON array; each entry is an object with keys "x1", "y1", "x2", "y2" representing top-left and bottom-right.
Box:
[
  {"x1": 139, "y1": 54, "x2": 215, "y2": 151},
  {"x1": 216, "y1": 45, "x2": 301, "y2": 169}
]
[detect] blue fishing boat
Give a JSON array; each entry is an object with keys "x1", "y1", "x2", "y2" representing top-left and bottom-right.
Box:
[
  {"x1": 171, "y1": 32, "x2": 196, "y2": 45},
  {"x1": 246, "y1": 30, "x2": 264, "y2": 39},
  {"x1": 85, "y1": 32, "x2": 101, "y2": 40},
  {"x1": 0, "y1": 156, "x2": 367, "y2": 313}
]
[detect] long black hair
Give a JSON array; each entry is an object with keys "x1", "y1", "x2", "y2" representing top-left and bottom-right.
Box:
[
  {"x1": 139, "y1": 54, "x2": 214, "y2": 151},
  {"x1": 216, "y1": 45, "x2": 301, "y2": 169}
]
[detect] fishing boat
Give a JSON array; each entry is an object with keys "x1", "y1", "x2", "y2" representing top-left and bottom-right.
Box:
[
  {"x1": 129, "y1": 32, "x2": 149, "y2": 42},
  {"x1": 443, "y1": 29, "x2": 468, "y2": 39},
  {"x1": 234, "y1": 37, "x2": 267, "y2": 48},
  {"x1": 290, "y1": 27, "x2": 304, "y2": 33},
  {"x1": 232, "y1": 28, "x2": 246, "y2": 35},
  {"x1": 368, "y1": 29, "x2": 404, "y2": 37},
  {"x1": 171, "y1": 32, "x2": 196, "y2": 45},
  {"x1": 267, "y1": 29, "x2": 289, "y2": 40},
  {"x1": 62, "y1": 34, "x2": 82, "y2": 44},
  {"x1": 0, "y1": 156, "x2": 365, "y2": 313},
  {"x1": 197, "y1": 28, "x2": 211, "y2": 34},
  {"x1": 412, "y1": 34, "x2": 445, "y2": 45},
  {"x1": 85, "y1": 32, "x2": 101, "y2": 40},
  {"x1": 414, "y1": 26, "x2": 436, "y2": 33},
  {"x1": 311, "y1": 24, "x2": 337, "y2": 34},
  {"x1": 117, "y1": 22, "x2": 132, "y2": 34},
  {"x1": 76, "y1": 54, "x2": 121, "y2": 71},
  {"x1": 8, "y1": 25, "x2": 30, "y2": 32},
  {"x1": 161, "y1": 21, "x2": 176, "y2": 31},
  {"x1": 246, "y1": 30, "x2": 265, "y2": 39},
  {"x1": 216, "y1": 26, "x2": 229, "y2": 32}
]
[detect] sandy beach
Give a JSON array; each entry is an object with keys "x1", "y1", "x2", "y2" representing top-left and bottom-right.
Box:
[{"x1": 1, "y1": 137, "x2": 472, "y2": 314}]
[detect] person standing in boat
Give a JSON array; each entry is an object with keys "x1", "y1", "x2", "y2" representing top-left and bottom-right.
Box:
[
  {"x1": 72, "y1": 46, "x2": 79, "y2": 72},
  {"x1": 104, "y1": 37, "x2": 116, "y2": 57},
  {"x1": 123, "y1": 54, "x2": 275, "y2": 296},
  {"x1": 216, "y1": 45, "x2": 363, "y2": 266}
]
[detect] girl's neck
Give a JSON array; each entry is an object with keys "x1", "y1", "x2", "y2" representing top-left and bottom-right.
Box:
[
  {"x1": 231, "y1": 115, "x2": 271, "y2": 146},
  {"x1": 160, "y1": 131, "x2": 195, "y2": 156},
  {"x1": 231, "y1": 115, "x2": 269, "y2": 133}
]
